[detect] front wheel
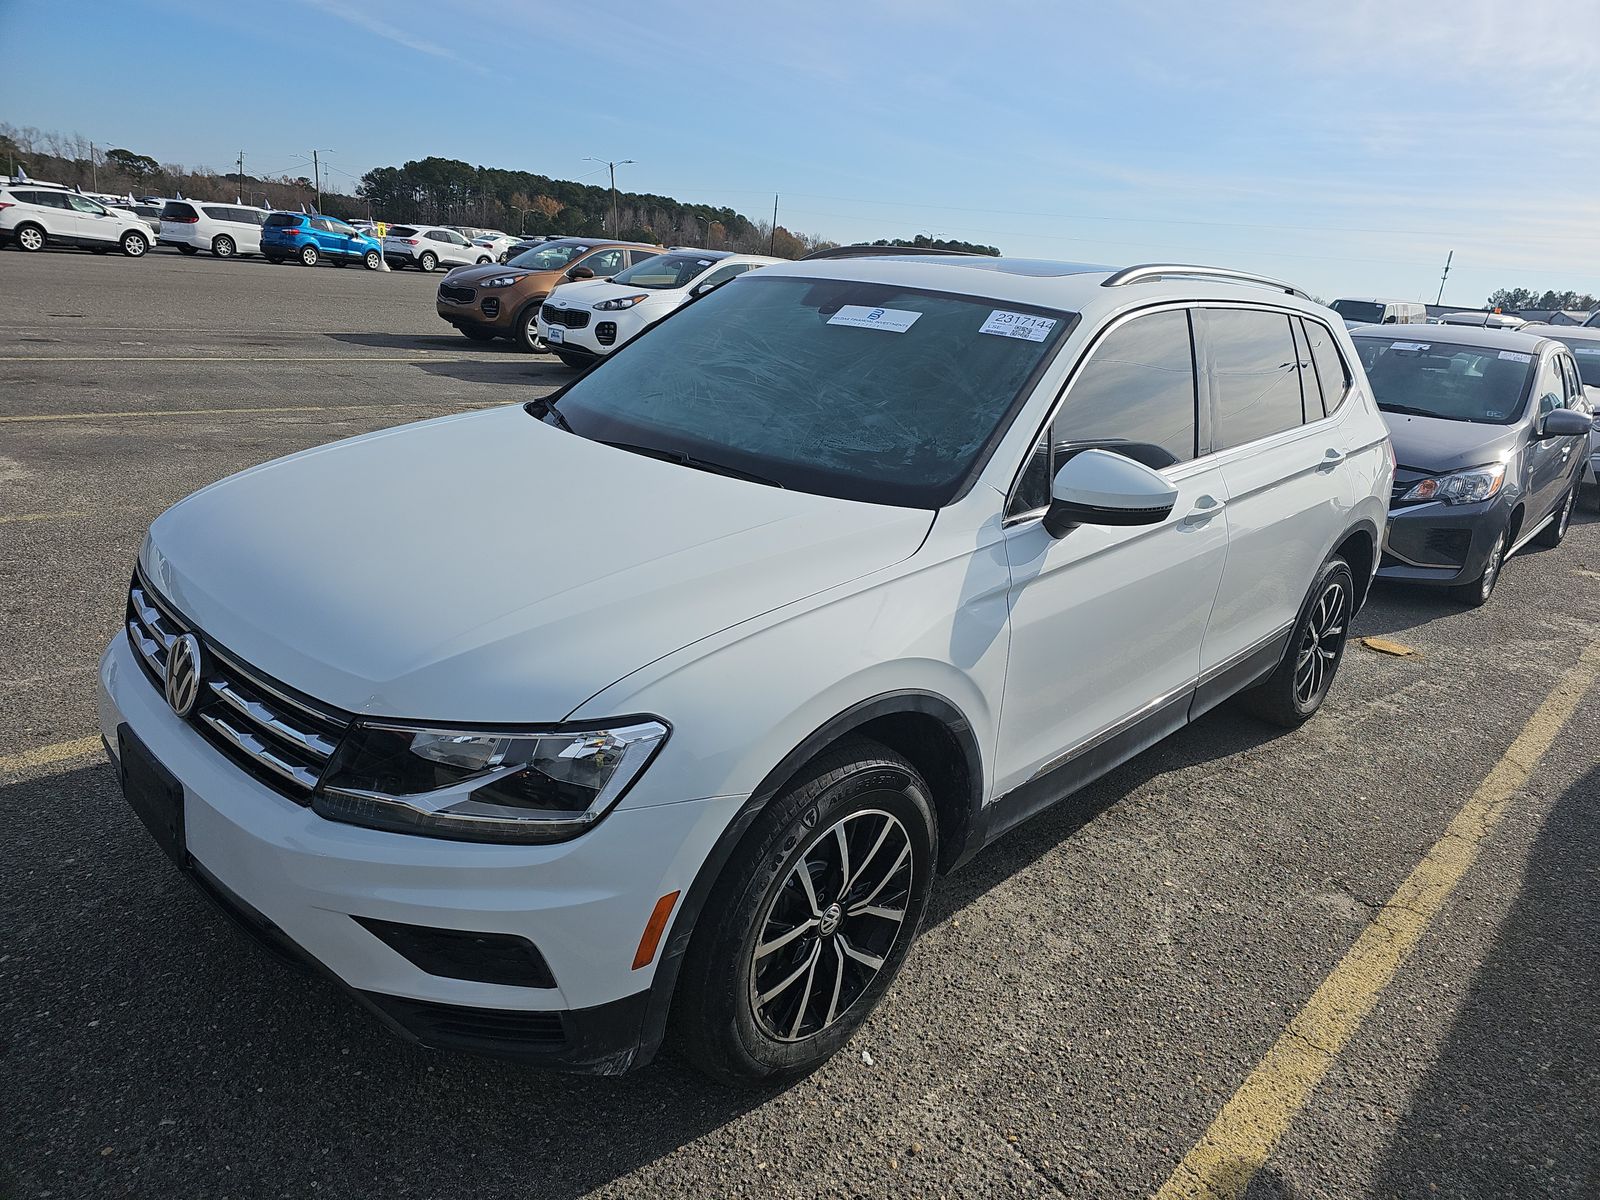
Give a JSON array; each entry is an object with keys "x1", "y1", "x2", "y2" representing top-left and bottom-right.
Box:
[
  {"x1": 512, "y1": 303, "x2": 545, "y2": 353},
  {"x1": 363, "y1": 249, "x2": 381, "y2": 270},
  {"x1": 418, "y1": 251, "x2": 438, "y2": 272},
  {"x1": 1451, "y1": 526, "x2": 1507, "y2": 608},
  {"x1": 120, "y1": 231, "x2": 148, "y2": 257},
  {"x1": 672, "y1": 738, "x2": 936, "y2": 1087},
  {"x1": 1534, "y1": 486, "x2": 1575, "y2": 548},
  {"x1": 1241, "y1": 557, "x2": 1354, "y2": 727},
  {"x1": 299, "y1": 244, "x2": 319, "y2": 267}
]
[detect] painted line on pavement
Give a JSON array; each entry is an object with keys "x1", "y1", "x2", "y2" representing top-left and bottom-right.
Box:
[
  {"x1": 1155, "y1": 635, "x2": 1600, "y2": 1199},
  {"x1": 0, "y1": 735, "x2": 105, "y2": 778}
]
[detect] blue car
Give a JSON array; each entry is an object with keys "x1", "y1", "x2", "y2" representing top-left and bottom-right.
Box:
[{"x1": 261, "y1": 212, "x2": 383, "y2": 268}]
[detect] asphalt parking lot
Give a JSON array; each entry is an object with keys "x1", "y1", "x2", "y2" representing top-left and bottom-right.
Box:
[{"x1": 3, "y1": 247, "x2": 1598, "y2": 1200}]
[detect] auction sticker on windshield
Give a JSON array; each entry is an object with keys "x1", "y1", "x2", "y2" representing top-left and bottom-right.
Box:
[
  {"x1": 980, "y1": 310, "x2": 1056, "y2": 341},
  {"x1": 1499, "y1": 351, "x2": 1532, "y2": 363},
  {"x1": 1391, "y1": 341, "x2": 1430, "y2": 352},
  {"x1": 827, "y1": 305, "x2": 922, "y2": 332}
]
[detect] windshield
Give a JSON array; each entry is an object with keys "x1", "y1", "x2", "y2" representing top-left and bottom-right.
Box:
[
  {"x1": 1353, "y1": 335, "x2": 1534, "y2": 425},
  {"x1": 508, "y1": 242, "x2": 591, "y2": 271},
  {"x1": 545, "y1": 275, "x2": 1073, "y2": 506},
  {"x1": 612, "y1": 252, "x2": 716, "y2": 290},
  {"x1": 1567, "y1": 342, "x2": 1600, "y2": 387},
  {"x1": 1332, "y1": 300, "x2": 1385, "y2": 324}
]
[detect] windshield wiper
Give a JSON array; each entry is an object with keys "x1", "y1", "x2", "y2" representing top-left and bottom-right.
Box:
[
  {"x1": 524, "y1": 396, "x2": 574, "y2": 432},
  {"x1": 1377, "y1": 404, "x2": 1440, "y2": 418},
  {"x1": 602, "y1": 441, "x2": 786, "y2": 488}
]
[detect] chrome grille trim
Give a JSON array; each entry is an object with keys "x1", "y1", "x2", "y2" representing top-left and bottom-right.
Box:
[{"x1": 126, "y1": 570, "x2": 352, "y2": 800}]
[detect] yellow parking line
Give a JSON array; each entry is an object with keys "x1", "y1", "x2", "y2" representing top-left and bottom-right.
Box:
[
  {"x1": 0, "y1": 735, "x2": 105, "y2": 777},
  {"x1": 1155, "y1": 636, "x2": 1600, "y2": 1200},
  {"x1": 0, "y1": 401, "x2": 504, "y2": 424},
  {"x1": 0, "y1": 510, "x2": 87, "y2": 525}
]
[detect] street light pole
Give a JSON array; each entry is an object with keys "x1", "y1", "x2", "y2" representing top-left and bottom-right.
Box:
[{"x1": 583, "y1": 156, "x2": 635, "y2": 236}]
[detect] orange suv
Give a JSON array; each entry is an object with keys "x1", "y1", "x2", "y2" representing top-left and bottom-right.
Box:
[{"x1": 435, "y1": 237, "x2": 662, "y2": 352}]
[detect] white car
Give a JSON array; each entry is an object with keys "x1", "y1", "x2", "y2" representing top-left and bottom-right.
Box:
[
  {"x1": 538, "y1": 249, "x2": 782, "y2": 367},
  {"x1": 1438, "y1": 311, "x2": 1527, "y2": 330},
  {"x1": 158, "y1": 200, "x2": 270, "y2": 258},
  {"x1": 466, "y1": 230, "x2": 519, "y2": 263},
  {"x1": 101, "y1": 256, "x2": 1391, "y2": 1084},
  {"x1": 382, "y1": 224, "x2": 494, "y2": 272},
  {"x1": 0, "y1": 183, "x2": 152, "y2": 256}
]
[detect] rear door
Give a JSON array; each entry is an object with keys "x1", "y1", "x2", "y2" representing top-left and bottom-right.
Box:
[
  {"x1": 1196, "y1": 306, "x2": 1354, "y2": 680},
  {"x1": 994, "y1": 306, "x2": 1230, "y2": 799}
]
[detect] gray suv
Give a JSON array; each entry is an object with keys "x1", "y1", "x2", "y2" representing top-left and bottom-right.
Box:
[{"x1": 1355, "y1": 325, "x2": 1592, "y2": 605}]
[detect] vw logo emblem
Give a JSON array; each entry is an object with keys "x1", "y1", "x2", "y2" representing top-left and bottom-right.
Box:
[{"x1": 164, "y1": 633, "x2": 203, "y2": 717}]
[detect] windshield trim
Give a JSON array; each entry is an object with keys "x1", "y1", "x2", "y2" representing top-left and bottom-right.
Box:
[{"x1": 541, "y1": 273, "x2": 1081, "y2": 508}]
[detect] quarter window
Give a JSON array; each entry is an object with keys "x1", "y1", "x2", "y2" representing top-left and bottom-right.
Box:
[
  {"x1": 1303, "y1": 318, "x2": 1350, "y2": 417},
  {"x1": 1010, "y1": 309, "x2": 1198, "y2": 516},
  {"x1": 1206, "y1": 309, "x2": 1306, "y2": 448}
]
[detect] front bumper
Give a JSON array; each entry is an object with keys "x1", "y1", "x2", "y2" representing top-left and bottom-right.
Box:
[
  {"x1": 99, "y1": 632, "x2": 742, "y2": 1071},
  {"x1": 537, "y1": 301, "x2": 654, "y2": 357},
  {"x1": 1378, "y1": 497, "x2": 1507, "y2": 587},
  {"x1": 436, "y1": 286, "x2": 538, "y2": 332}
]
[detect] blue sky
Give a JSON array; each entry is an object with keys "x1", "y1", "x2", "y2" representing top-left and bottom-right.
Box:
[{"x1": 3, "y1": 0, "x2": 1597, "y2": 305}]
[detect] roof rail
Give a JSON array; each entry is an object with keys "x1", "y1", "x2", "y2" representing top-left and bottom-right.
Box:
[{"x1": 1102, "y1": 263, "x2": 1311, "y2": 301}]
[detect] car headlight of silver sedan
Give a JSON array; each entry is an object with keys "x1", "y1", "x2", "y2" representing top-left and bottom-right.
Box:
[
  {"x1": 1399, "y1": 461, "x2": 1506, "y2": 505},
  {"x1": 315, "y1": 719, "x2": 669, "y2": 843}
]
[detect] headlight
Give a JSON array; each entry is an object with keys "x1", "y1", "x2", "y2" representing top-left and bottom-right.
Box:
[
  {"x1": 1400, "y1": 461, "x2": 1506, "y2": 505},
  {"x1": 314, "y1": 718, "x2": 669, "y2": 843},
  {"x1": 479, "y1": 274, "x2": 521, "y2": 288},
  {"x1": 594, "y1": 293, "x2": 651, "y2": 311}
]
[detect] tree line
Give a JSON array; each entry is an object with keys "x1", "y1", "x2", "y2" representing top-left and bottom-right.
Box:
[
  {"x1": 1, "y1": 124, "x2": 1004, "y2": 259},
  {"x1": 1486, "y1": 287, "x2": 1597, "y2": 312}
]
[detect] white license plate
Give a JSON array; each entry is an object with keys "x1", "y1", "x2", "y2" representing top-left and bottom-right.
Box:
[{"x1": 546, "y1": 326, "x2": 564, "y2": 344}]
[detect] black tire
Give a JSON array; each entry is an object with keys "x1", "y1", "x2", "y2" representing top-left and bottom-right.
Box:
[
  {"x1": 512, "y1": 303, "x2": 546, "y2": 353},
  {"x1": 178, "y1": 245, "x2": 199, "y2": 255},
  {"x1": 120, "y1": 230, "x2": 148, "y2": 258},
  {"x1": 476, "y1": 255, "x2": 492, "y2": 265},
  {"x1": 299, "y1": 244, "x2": 319, "y2": 267},
  {"x1": 1534, "y1": 486, "x2": 1575, "y2": 548},
  {"x1": 1450, "y1": 525, "x2": 1508, "y2": 608},
  {"x1": 458, "y1": 326, "x2": 497, "y2": 342},
  {"x1": 1241, "y1": 556, "x2": 1355, "y2": 728},
  {"x1": 211, "y1": 234, "x2": 235, "y2": 258},
  {"x1": 15, "y1": 223, "x2": 46, "y2": 252},
  {"x1": 418, "y1": 251, "x2": 438, "y2": 272},
  {"x1": 673, "y1": 738, "x2": 936, "y2": 1087},
  {"x1": 363, "y1": 249, "x2": 381, "y2": 270}
]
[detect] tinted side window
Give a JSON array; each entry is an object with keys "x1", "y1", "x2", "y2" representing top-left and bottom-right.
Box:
[
  {"x1": 627, "y1": 248, "x2": 659, "y2": 266},
  {"x1": 581, "y1": 248, "x2": 627, "y2": 275},
  {"x1": 1535, "y1": 356, "x2": 1565, "y2": 413},
  {"x1": 1560, "y1": 355, "x2": 1583, "y2": 404},
  {"x1": 32, "y1": 191, "x2": 71, "y2": 209},
  {"x1": 1011, "y1": 310, "x2": 1197, "y2": 516},
  {"x1": 1303, "y1": 319, "x2": 1350, "y2": 416},
  {"x1": 1206, "y1": 309, "x2": 1306, "y2": 447},
  {"x1": 698, "y1": 262, "x2": 751, "y2": 289}
]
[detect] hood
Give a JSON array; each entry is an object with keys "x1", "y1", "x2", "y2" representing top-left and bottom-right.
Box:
[
  {"x1": 440, "y1": 262, "x2": 538, "y2": 286},
  {"x1": 545, "y1": 279, "x2": 676, "y2": 310},
  {"x1": 1381, "y1": 411, "x2": 1521, "y2": 474},
  {"x1": 142, "y1": 406, "x2": 932, "y2": 723}
]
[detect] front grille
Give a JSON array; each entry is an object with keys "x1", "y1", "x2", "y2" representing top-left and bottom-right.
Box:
[
  {"x1": 126, "y1": 575, "x2": 351, "y2": 801},
  {"x1": 541, "y1": 304, "x2": 590, "y2": 330},
  {"x1": 438, "y1": 284, "x2": 475, "y2": 304},
  {"x1": 480, "y1": 296, "x2": 500, "y2": 318},
  {"x1": 595, "y1": 321, "x2": 617, "y2": 346}
]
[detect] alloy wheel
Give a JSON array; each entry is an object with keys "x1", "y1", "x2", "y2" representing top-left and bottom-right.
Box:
[
  {"x1": 1293, "y1": 579, "x2": 1348, "y2": 708},
  {"x1": 749, "y1": 808, "x2": 913, "y2": 1043},
  {"x1": 18, "y1": 227, "x2": 43, "y2": 251}
]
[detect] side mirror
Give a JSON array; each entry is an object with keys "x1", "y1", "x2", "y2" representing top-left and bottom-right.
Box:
[
  {"x1": 568, "y1": 265, "x2": 595, "y2": 281},
  {"x1": 1043, "y1": 448, "x2": 1179, "y2": 538},
  {"x1": 1537, "y1": 407, "x2": 1592, "y2": 439},
  {"x1": 1381, "y1": 314, "x2": 1398, "y2": 324},
  {"x1": 693, "y1": 280, "x2": 717, "y2": 296}
]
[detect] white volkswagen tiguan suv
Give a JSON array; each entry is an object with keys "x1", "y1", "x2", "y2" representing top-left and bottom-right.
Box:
[{"x1": 101, "y1": 257, "x2": 1392, "y2": 1084}]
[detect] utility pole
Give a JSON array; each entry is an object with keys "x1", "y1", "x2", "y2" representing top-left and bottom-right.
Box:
[
  {"x1": 770, "y1": 193, "x2": 779, "y2": 254},
  {"x1": 1435, "y1": 250, "x2": 1453, "y2": 306},
  {"x1": 311, "y1": 150, "x2": 332, "y2": 212},
  {"x1": 236, "y1": 150, "x2": 246, "y2": 204},
  {"x1": 583, "y1": 156, "x2": 635, "y2": 236},
  {"x1": 89, "y1": 142, "x2": 97, "y2": 193}
]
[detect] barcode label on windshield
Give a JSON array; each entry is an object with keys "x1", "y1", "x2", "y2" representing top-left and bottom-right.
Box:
[
  {"x1": 1391, "y1": 341, "x2": 1431, "y2": 351},
  {"x1": 981, "y1": 311, "x2": 1056, "y2": 341},
  {"x1": 1499, "y1": 351, "x2": 1532, "y2": 363}
]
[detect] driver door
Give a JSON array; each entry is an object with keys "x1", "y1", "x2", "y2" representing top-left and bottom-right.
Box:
[{"x1": 993, "y1": 307, "x2": 1230, "y2": 803}]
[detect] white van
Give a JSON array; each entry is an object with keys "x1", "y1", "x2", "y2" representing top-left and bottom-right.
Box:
[
  {"x1": 1330, "y1": 297, "x2": 1427, "y2": 328},
  {"x1": 158, "y1": 200, "x2": 270, "y2": 258}
]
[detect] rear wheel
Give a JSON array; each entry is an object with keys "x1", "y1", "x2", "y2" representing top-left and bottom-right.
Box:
[
  {"x1": 673, "y1": 738, "x2": 936, "y2": 1087},
  {"x1": 419, "y1": 251, "x2": 438, "y2": 272},
  {"x1": 15, "y1": 223, "x2": 46, "y2": 252},
  {"x1": 1534, "y1": 486, "x2": 1575, "y2": 547},
  {"x1": 211, "y1": 234, "x2": 235, "y2": 258},
  {"x1": 1451, "y1": 526, "x2": 1507, "y2": 608},
  {"x1": 299, "y1": 244, "x2": 319, "y2": 267},
  {"x1": 1241, "y1": 557, "x2": 1354, "y2": 727},
  {"x1": 120, "y1": 230, "x2": 148, "y2": 258},
  {"x1": 476, "y1": 254, "x2": 492, "y2": 265},
  {"x1": 363, "y1": 249, "x2": 381, "y2": 270}
]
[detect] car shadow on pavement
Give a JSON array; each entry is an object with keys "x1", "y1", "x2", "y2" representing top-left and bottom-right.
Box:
[
  {"x1": 326, "y1": 332, "x2": 528, "y2": 354},
  {"x1": 1, "y1": 708, "x2": 1281, "y2": 1199},
  {"x1": 1369, "y1": 762, "x2": 1600, "y2": 1198},
  {"x1": 412, "y1": 360, "x2": 575, "y2": 388}
]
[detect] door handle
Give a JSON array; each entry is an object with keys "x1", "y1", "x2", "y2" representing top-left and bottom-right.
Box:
[
  {"x1": 1186, "y1": 495, "x2": 1226, "y2": 520},
  {"x1": 1317, "y1": 448, "x2": 1346, "y2": 471}
]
